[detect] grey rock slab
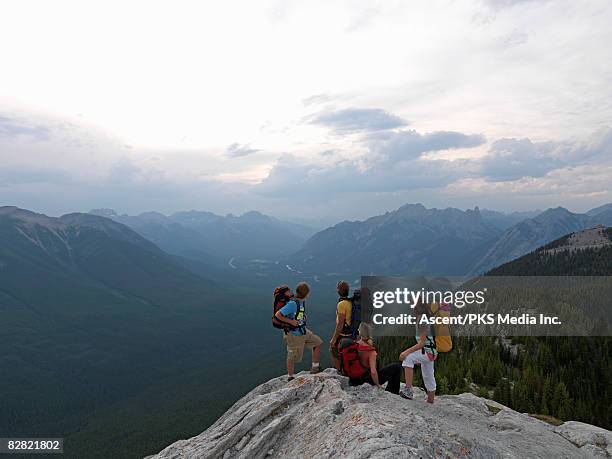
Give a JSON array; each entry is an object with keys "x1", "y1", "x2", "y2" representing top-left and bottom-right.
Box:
[{"x1": 148, "y1": 369, "x2": 610, "y2": 459}]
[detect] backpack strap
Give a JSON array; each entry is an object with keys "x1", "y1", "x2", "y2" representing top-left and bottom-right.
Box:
[
  {"x1": 295, "y1": 299, "x2": 306, "y2": 334},
  {"x1": 421, "y1": 322, "x2": 437, "y2": 355},
  {"x1": 422, "y1": 336, "x2": 437, "y2": 354}
]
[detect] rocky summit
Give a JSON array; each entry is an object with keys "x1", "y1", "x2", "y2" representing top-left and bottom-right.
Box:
[{"x1": 147, "y1": 370, "x2": 611, "y2": 458}]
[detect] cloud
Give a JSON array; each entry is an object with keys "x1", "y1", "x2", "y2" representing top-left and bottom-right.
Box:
[
  {"x1": 1, "y1": 104, "x2": 610, "y2": 220},
  {"x1": 477, "y1": 128, "x2": 612, "y2": 181},
  {"x1": 255, "y1": 125, "x2": 612, "y2": 211},
  {"x1": 478, "y1": 138, "x2": 562, "y2": 181},
  {"x1": 255, "y1": 126, "x2": 485, "y2": 197},
  {"x1": 0, "y1": 166, "x2": 72, "y2": 185},
  {"x1": 486, "y1": 0, "x2": 546, "y2": 10},
  {"x1": 107, "y1": 158, "x2": 142, "y2": 184},
  {"x1": 0, "y1": 116, "x2": 49, "y2": 140},
  {"x1": 225, "y1": 143, "x2": 260, "y2": 158},
  {"x1": 369, "y1": 129, "x2": 486, "y2": 161},
  {"x1": 302, "y1": 94, "x2": 333, "y2": 107},
  {"x1": 497, "y1": 29, "x2": 529, "y2": 48},
  {"x1": 310, "y1": 108, "x2": 408, "y2": 133},
  {"x1": 569, "y1": 127, "x2": 612, "y2": 163},
  {"x1": 255, "y1": 153, "x2": 465, "y2": 199}
]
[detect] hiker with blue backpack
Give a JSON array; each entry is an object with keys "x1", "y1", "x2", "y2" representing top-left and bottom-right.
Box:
[{"x1": 273, "y1": 282, "x2": 323, "y2": 381}]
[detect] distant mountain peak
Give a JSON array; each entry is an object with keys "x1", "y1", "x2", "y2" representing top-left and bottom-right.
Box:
[
  {"x1": 396, "y1": 202, "x2": 427, "y2": 215},
  {"x1": 89, "y1": 208, "x2": 118, "y2": 217},
  {"x1": 538, "y1": 206, "x2": 572, "y2": 216},
  {"x1": 241, "y1": 210, "x2": 265, "y2": 218},
  {"x1": 0, "y1": 205, "x2": 20, "y2": 215},
  {"x1": 541, "y1": 226, "x2": 612, "y2": 254},
  {"x1": 0, "y1": 206, "x2": 64, "y2": 228},
  {"x1": 586, "y1": 202, "x2": 612, "y2": 217},
  {"x1": 239, "y1": 210, "x2": 273, "y2": 222}
]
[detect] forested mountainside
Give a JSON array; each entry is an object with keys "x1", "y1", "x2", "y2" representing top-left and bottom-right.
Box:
[
  {"x1": 470, "y1": 208, "x2": 612, "y2": 274},
  {"x1": 377, "y1": 227, "x2": 612, "y2": 430}
]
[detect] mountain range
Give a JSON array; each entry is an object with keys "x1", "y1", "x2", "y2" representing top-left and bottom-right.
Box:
[
  {"x1": 291, "y1": 204, "x2": 501, "y2": 276},
  {"x1": 471, "y1": 206, "x2": 612, "y2": 274},
  {"x1": 2, "y1": 203, "x2": 611, "y2": 457},
  {"x1": 85, "y1": 203, "x2": 612, "y2": 278},
  {"x1": 289, "y1": 203, "x2": 612, "y2": 277},
  {"x1": 89, "y1": 208, "x2": 316, "y2": 263},
  {"x1": 0, "y1": 206, "x2": 213, "y2": 314}
]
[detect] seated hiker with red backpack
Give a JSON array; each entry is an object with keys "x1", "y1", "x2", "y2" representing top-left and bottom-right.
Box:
[
  {"x1": 339, "y1": 322, "x2": 401, "y2": 394},
  {"x1": 273, "y1": 282, "x2": 323, "y2": 381}
]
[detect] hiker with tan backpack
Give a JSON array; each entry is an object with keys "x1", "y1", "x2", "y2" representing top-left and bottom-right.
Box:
[{"x1": 399, "y1": 300, "x2": 452, "y2": 403}]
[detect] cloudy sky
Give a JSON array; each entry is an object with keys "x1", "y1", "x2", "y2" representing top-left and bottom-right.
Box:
[{"x1": 1, "y1": 0, "x2": 611, "y2": 222}]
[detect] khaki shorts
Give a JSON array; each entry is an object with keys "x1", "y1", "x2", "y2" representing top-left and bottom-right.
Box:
[{"x1": 284, "y1": 329, "x2": 323, "y2": 363}]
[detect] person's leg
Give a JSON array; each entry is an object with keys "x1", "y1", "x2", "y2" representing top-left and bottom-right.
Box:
[
  {"x1": 330, "y1": 340, "x2": 340, "y2": 371},
  {"x1": 404, "y1": 366, "x2": 414, "y2": 386},
  {"x1": 304, "y1": 329, "x2": 323, "y2": 372},
  {"x1": 377, "y1": 363, "x2": 402, "y2": 394},
  {"x1": 287, "y1": 357, "x2": 294, "y2": 378},
  {"x1": 285, "y1": 334, "x2": 305, "y2": 379},
  {"x1": 421, "y1": 360, "x2": 436, "y2": 403},
  {"x1": 313, "y1": 343, "x2": 321, "y2": 365},
  {"x1": 400, "y1": 353, "x2": 418, "y2": 399}
]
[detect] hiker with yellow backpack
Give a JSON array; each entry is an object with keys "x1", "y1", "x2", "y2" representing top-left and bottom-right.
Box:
[{"x1": 399, "y1": 300, "x2": 452, "y2": 403}]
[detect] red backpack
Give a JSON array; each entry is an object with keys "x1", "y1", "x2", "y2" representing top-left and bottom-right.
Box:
[
  {"x1": 339, "y1": 339, "x2": 371, "y2": 380},
  {"x1": 272, "y1": 285, "x2": 295, "y2": 331}
]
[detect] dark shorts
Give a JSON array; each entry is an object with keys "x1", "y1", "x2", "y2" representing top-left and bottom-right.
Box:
[{"x1": 331, "y1": 335, "x2": 351, "y2": 359}]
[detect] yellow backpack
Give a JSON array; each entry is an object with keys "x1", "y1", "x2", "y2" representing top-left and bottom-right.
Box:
[{"x1": 430, "y1": 302, "x2": 452, "y2": 353}]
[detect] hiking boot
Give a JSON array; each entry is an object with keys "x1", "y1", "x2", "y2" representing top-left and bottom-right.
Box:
[
  {"x1": 287, "y1": 375, "x2": 295, "y2": 382},
  {"x1": 310, "y1": 366, "x2": 322, "y2": 374},
  {"x1": 399, "y1": 386, "x2": 414, "y2": 400}
]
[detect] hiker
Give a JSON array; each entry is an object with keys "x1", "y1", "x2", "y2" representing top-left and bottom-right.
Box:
[
  {"x1": 330, "y1": 280, "x2": 353, "y2": 370},
  {"x1": 274, "y1": 282, "x2": 323, "y2": 381},
  {"x1": 399, "y1": 300, "x2": 437, "y2": 403},
  {"x1": 339, "y1": 323, "x2": 401, "y2": 394}
]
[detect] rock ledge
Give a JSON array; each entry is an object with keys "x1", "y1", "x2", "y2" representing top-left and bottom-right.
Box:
[{"x1": 148, "y1": 369, "x2": 612, "y2": 458}]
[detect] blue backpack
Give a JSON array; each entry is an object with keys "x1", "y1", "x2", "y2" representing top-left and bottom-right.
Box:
[{"x1": 340, "y1": 289, "x2": 362, "y2": 339}]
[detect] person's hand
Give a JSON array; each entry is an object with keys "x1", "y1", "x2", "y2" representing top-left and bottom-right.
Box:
[
  {"x1": 289, "y1": 319, "x2": 299, "y2": 327},
  {"x1": 329, "y1": 338, "x2": 336, "y2": 349},
  {"x1": 399, "y1": 350, "x2": 410, "y2": 361}
]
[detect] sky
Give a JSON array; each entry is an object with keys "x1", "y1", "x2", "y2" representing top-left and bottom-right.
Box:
[{"x1": 1, "y1": 0, "x2": 611, "y2": 222}]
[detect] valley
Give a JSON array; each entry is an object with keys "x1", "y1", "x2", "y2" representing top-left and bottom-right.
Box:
[{"x1": 1, "y1": 203, "x2": 611, "y2": 458}]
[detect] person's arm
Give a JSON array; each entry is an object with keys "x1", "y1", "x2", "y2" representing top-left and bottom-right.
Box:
[
  {"x1": 399, "y1": 334, "x2": 426, "y2": 361},
  {"x1": 274, "y1": 310, "x2": 299, "y2": 327},
  {"x1": 368, "y1": 351, "x2": 382, "y2": 387},
  {"x1": 330, "y1": 312, "x2": 346, "y2": 347}
]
